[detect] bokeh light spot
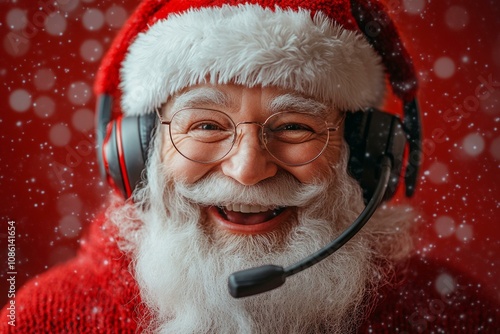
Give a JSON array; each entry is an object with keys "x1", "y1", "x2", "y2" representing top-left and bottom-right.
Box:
[
  {"x1": 80, "y1": 39, "x2": 103, "y2": 62},
  {"x1": 434, "y1": 57, "x2": 455, "y2": 79},
  {"x1": 105, "y1": 5, "x2": 127, "y2": 28},
  {"x1": 33, "y1": 95, "x2": 56, "y2": 118},
  {"x1": 445, "y1": 6, "x2": 469, "y2": 31},
  {"x1": 435, "y1": 216, "x2": 456, "y2": 238},
  {"x1": 33, "y1": 68, "x2": 56, "y2": 91},
  {"x1": 67, "y1": 81, "x2": 92, "y2": 106},
  {"x1": 44, "y1": 12, "x2": 67, "y2": 36},
  {"x1": 462, "y1": 133, "x2": 485, "y2": 157},
  {"x1": 9, "y1": 89, "x2": 32, "y2": 112},
  {"x1": 49, "y1": 123, "x2": 71, "y2": 147},
  {"x1": 82, "y1": 8, "x2": 105, "y2": 31},
  {"x1": 6, "y1": 8, "x2": 28, "y2": 30}
]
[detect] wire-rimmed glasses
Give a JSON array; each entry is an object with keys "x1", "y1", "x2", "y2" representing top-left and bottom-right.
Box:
[{"x1": 156, "y1": 108, "x2": 344, "y2": 166}]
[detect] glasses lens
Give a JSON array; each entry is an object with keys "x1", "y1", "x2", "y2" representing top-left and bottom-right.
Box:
[
  {"x1": 263, "y1": 112, "x2": 330, "y2": 165},
  {"x1": 170, "y1": 109, "x2": 235, "y2": 163}
]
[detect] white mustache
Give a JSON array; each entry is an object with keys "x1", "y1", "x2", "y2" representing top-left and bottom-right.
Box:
[{"x1": 174, "y1": 171, "x2": 329, "y2": 209}]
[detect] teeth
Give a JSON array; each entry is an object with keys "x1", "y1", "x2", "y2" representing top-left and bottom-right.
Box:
[{"x1": 224, "y1": 204, "x2": 275, "y2": 213}]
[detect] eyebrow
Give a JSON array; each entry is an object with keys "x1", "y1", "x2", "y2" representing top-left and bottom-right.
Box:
[
  {"x1": 268, "y1": 94, "x2": 328, "y2": 116},
  {"x1": 170, "y1": 87, "x2": 231, "y2": 112},
  {"x1": 167, "y1": 88, "x2": 330, "y2": 118}
]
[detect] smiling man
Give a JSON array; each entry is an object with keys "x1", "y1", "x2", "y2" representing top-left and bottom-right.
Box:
[
  {"x1": 114, "y1": 81, "x2": 412, "y2": 333},
  {"x1": 2, "y1": 0, "x2": 498, "y2": 333}
]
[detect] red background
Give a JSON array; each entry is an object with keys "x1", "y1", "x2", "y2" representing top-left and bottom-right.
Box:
[{"x1": 1, "y1": 0, "x2": 499, "y2": 309}]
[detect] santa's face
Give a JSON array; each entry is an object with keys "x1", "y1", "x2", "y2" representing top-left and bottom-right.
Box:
[
  {"x1": 159, "y1": 83, "x2": 345, "y2": 235},
  {"x1": 111, "y1": 83, "x2": 412, "y2": 333},
  {"x1": 129, "y1": 125, "x2": 372, "y2": 333}
]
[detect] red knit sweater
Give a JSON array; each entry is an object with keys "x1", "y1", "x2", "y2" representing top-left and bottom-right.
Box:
[{"x1": 1, "y1": 214, "x2": 498, "y2": 333}]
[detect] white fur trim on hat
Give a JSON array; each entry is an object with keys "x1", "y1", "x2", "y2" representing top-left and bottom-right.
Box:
[{"x1": 120, "y1": 4, "x2": 385, "y2": 116}]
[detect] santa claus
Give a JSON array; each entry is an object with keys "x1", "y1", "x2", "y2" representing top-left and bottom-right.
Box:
[{"x1": 1, "y1": 0, "x2": 498, "y2": 333}]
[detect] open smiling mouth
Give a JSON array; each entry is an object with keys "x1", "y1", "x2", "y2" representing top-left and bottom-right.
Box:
[{"x1": 209, "y1": 204, "x2": 291, "y2": 234}]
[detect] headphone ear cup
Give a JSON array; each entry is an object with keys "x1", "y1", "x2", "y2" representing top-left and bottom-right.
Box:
[
  {"x1": 101, "y1": 113, "x2": 157, "y2": 198},
  {"x1": 102, "y1": 119, "x2": 127, "y2": 196},
  {"x1": 96, "y1": 91, "x2": 157, "y2": 198},
  {"x1": 138, "y1": 112, "x2": 157, "y2": 162},
  {"x1": 344, "y1": 109, "x2": 407, "y2": 203},
  {"x1": 344, "y1": 111, "x2": 366, "y2": 198}
]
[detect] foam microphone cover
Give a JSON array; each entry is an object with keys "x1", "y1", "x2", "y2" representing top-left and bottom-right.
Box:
[{"x1": 228, "y1": 265, "x2": 286, "y2": 298}]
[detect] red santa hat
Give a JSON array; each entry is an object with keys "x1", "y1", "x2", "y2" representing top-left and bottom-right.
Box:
[{"x1": 94, "y1": 0, "x2": 417, "y2": 117}]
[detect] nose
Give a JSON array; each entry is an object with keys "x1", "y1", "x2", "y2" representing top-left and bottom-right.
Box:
[{"x1": 221, "y1": 124, "x2": 278, "y2": 185}]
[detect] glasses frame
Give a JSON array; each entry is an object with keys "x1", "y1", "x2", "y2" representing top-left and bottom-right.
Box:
[{"x1": 156, "y1": 107, "x2": 345, "y2": 166}]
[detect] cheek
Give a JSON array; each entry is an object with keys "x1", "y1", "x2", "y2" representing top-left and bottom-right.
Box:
[
  {"x1": 282, "y1": 136, "x2": 344, "y2": 183},
  {"x1": 282, "y1": 159, "x2": 330, "y2": 183},
  {"x1": 160, "y1": 133, "x2": 214, "y2": 183},
  {"x1": 327, "y1": 134, "x2": 344, "y2": 162}
]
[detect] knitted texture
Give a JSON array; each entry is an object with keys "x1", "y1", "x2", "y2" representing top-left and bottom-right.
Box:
[
  {"x1": 0, "y1": 215, "x2": 144, "y2": 333},
  {"x1": 1, "y1": 213, "x2": 498, "y2": 332}
]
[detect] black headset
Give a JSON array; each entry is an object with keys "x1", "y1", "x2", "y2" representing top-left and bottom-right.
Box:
[
  {"x1": 96, "y1": 94, "x2": 156, "y2": 198},
  {"x1": 95, "y1": 0, "x2": 421, "y2": 204}
]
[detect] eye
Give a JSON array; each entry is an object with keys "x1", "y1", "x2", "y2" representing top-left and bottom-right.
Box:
[
  {"x1": 267, "y1": 123, "x2": 318, "y2": 144},
  {"x1": 192, "y1": 122, "x2": 224, "y2": 131},
  {"x1": 275, "y1": 123, "x2": 314, "y2": 132},
  {"x1": 187, "y1": 121, "x2": 233, "y2": 143}
]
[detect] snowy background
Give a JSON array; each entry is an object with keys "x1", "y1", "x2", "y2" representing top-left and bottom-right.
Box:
[{"x1": 0, "y1": 0, "x2": 499, "y2": 309}]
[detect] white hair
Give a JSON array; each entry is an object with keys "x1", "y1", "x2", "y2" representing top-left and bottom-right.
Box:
[{"x1": 107, "y1": 128, "x2": 414, "y2": 333}]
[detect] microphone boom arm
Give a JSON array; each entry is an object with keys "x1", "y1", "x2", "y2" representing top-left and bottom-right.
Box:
[{"x1": 228, "y1": 155, "x2": 392, "y2": 298}]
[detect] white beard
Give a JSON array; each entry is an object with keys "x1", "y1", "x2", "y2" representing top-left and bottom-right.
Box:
[{"x1": 108, "y1": 138, "x2": 414, "y2": 334}]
